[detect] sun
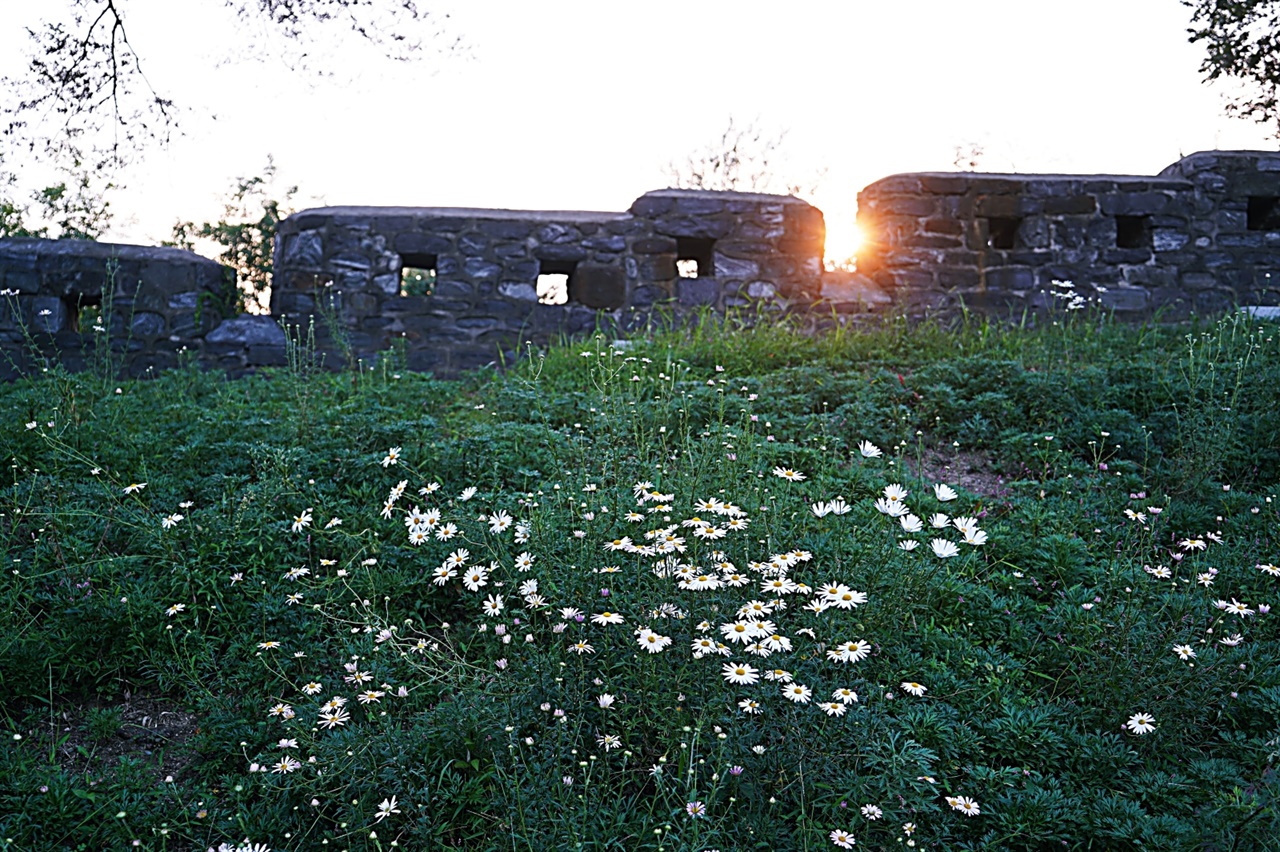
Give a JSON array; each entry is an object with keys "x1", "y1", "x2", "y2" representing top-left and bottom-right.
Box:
[{"x1": 823, "y1": 218, "x2": 863, "y2": 270}]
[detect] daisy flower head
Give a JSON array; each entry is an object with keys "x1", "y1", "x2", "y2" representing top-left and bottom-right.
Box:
[
  {"x1": 569, "y1": 640, "x2": 595, "y2": 654},
  {"x1": 833, "y1": 688, "x2": 858, "y2": 704},
  {"x1": 738, "y1": 698, "x2": 762, "y2": 714},
  {"x1": 818, "y1": 701, "x2": 847, "y2": 716},
  {"x1": 459, "y1": 486, "x2": 478, "y2": 501},
  {"x1": 165, "y1": 603, "x2": 186, "y2": 617},
  {"x1": 597, "y1": 733, "x2": 622, "y2": 750},
  {"x1": 161, "y1": 513, "x2": 184, "y2": 529},
  {"x1": 1224, "y1": 598, "x2": 1255, "y2": 617},
  {"x1": 934, "y1": 483, "x2": 958, "y2": 501},
  {"x1": 374, "y1": 795, "x2": 401, "y2": 822},
  {"x1": 1125, "y1": 712, "x2": 1156, "y2": 735},
  {"x1": 858, "y1": 440, "x2": 882, "y2": 458},
  {"x1": 898, "y1": 540, "x2": 919, "y2": 551},
  {"x1": 272, "y1": 756, "x2": 302, "y2": 774},
  {"x1": 380, "y1": 447, "x2": 401, "y2": 468},
  {"x1": 883, "y1": 482, "x2": 909, "y2": 502},
  {"x1": 291, "y1": 509, "x2": 313, "y2": 533},
  {"x1": 772, "y1": 467, "x2": 806, "y2": 482},
  {"x1": 950, "y1": 796, "x2": 981, "y2": 816},
  {"x1": 830, "y1": 828, "x2": 856, "y2": 849},
  {"x1": 482, "y1": 594, "x2": 504, "y2": 617},
  {"x1": 900, "y1": 681, "x2": 927, "y2": 697},
  {"x1": 591, "y1": 611, "x2": 625, "y2": 625},
  {"x1": 685, "y1": 800, "x2": 707, "y2": 818},
  {"x1": 874, "y1": 497, "x2": 909, "y2": 517},
  {"x1": 781, "y1": 683, "x2": 813, "y2": 704},
  {"x1": 900, "y1": 513, "x2": 923, "y2": 533},
  {"x1": 830, "y1": 639, "x2": 872, "y2": 664},
  {"x1": 1258, "y1": 563, "x2": 1280, "y2": 577},
  {"x1": 637, "y1": 629, "x2": 672, "y2": 653},
  {"x1": 861, "y1": 804, "x2": 882, "y2": 820},
  {"x1": 461, "y1": 566, "x2": 489, "y2": 592},
  {"x1": 833, "y1": 588, "x2": 867, "y2": 610},
  {"x1": 722, "y1": 662, "x2": 760, "y2": 685},
  {"x1": 1173, "y1": 644, "x2": 1196, "y2": 661},
  {"x1": 930, "y1": 539, "x2": 960, "y2": 559},
  {"x1": 123, "y1": 482, "x2": 147, "y2": 494}
]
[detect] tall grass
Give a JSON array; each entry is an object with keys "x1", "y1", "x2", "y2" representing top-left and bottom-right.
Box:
[{"x1": 1, "y1": 311, "x2": 1278, "y2": 851}]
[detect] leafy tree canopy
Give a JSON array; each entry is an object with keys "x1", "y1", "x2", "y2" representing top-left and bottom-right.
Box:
[{"x1": 1184, "y1": 0, "x2": 1280, "y2": 134}]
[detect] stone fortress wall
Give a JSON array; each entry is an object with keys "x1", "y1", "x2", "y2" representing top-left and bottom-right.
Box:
[
  {"x1": 269, "y1": 189, "x2": 827, "y2": 373},
  {"x1": 856, "y1": 150, "x2": 1280, "y2": 315},
  {"x1": 2, "y1": 150, "x2": 1279, "y2": 379}
]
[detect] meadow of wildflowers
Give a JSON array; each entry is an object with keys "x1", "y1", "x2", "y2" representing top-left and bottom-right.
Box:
[{"x1": 2, "y1": 311, "x2": 1280, "y2": 850}]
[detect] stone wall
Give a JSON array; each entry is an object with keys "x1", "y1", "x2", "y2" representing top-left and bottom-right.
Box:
[
  {"x1": 0, "y1": 239, "x2": 236, "y2": 380},
  {"x1": 271, "y1": 189, "x2": 828, "y2": 373},
  {"x1": 6, "y1": 152, "x2": 1280, "y2": 381},
  {"x1": 855, "y1": 151, "x2": 1280, "y2": 316}
]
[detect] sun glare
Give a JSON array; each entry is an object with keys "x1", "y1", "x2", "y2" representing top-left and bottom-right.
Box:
[{"x1": 823, "y1": 219, "x2": 863, "y2": 270}]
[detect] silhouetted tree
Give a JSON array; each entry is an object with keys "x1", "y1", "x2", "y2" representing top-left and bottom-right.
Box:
[
  {"x1": 3, "y1": 0, "x2": 462, "y2": 168},
  {"x1": 1184, "y1": 0, "x2": 1280, "y2": 134}
]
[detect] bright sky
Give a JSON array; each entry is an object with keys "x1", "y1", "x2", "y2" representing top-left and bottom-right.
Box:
[{"x1": 2, "y1": 0, "x2": 1276, "y2": 263}]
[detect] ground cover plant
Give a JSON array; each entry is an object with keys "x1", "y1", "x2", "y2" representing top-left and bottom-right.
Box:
[{"x1": 2, "y1": 308, "x2": 1280, "y2": 850}]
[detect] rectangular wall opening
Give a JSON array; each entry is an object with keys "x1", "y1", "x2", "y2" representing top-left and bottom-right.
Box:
[
  {"x1": 1115, "y1": 215, "x2": 1151, "y2": 249},
  {"x1": 536, "y1": 259, "x2": 576, "y2": 305},
  {"x1": 399, "y1": 252, "x2": 437, "y2": 297},
  {"x1": 1247, "y1": 196, "x2": 1280, "y2": 231},
  {"x1": 985, "y1": 217, "x2": 1021, "y2": 250},
  {"x1": 676, "y1": 237, "x2": 716, "y2": 278},
  {"x1": 65, "y1": 293, "x2": 102, "y2": 333}
]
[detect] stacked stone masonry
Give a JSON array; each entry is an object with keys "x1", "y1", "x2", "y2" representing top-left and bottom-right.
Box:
[
  {"x1": 270, "y1": 189, "x2": 827, "y2": 374},
  {"x1": 3, "y1": 152, "x2": 1280, "y2": 379},
  {"x1": 856, "y1": 150, "x2": 1280, "y2": 315},
  {"x1": 0, "y1": 239, "x2": 235, "y2": 380}
]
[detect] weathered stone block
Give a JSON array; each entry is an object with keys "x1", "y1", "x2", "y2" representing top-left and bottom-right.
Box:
[
  {"x1": 462, "y1": 258, "x2": 503, "y2": 279},
  {"x1": 1043, "y1": 196, "x2": 1098, "y2": 215},
  {"x1": 478, "y1": 220, "x2": 533, "y2": 239},
  {"x1": 498, "y1": 282, "x2": 538, "y2": 302},
  {"x1": 393, "y1": 232, "x2": 454, "y2": 255},
  {"x1": 570, "y1": 264, "x2": 627, "y2": 309},
  {"x1": 651, "y1": 216, "x2": 732, "y2": 239},
  {"x1": 583, "y1": 235, "x2": 626, "y2": 252},
  {"x1": 631, "y1": 237, "x2": 678, "y2": 254},
  {"x1": 1152, "y1": 229, "x2": 1189, "y2": 252},
  {"x1": 677, "y1": 277, "x2": 719, "y2": 306},
  {"x1": 1100, "y1": 193, "x2": 1171, "y2": 216},
  {"x1": 535, "y1": 244, "x2": 587, "y2": 263},
  {"x1": 713, "y1": 254, "x2": 760, "y2": 279}
]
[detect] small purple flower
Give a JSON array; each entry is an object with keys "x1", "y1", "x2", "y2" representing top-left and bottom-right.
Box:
[
  {"x1": 729, "y1": 765, "x2": 744, "y2": 776},
  {"x1": 574, "y1": 614, "x2": 585, "y2": 622},
  {"x1": 495, "y1": 658, "x2": 508, "y2": 670},
  {"x1": 600, "y1": 588, "x2": 610, "y2": 597}
]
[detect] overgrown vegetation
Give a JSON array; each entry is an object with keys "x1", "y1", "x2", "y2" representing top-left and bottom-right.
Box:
[{"x1": 2, "y1": 311, "x2": 1279, "y2": 851}]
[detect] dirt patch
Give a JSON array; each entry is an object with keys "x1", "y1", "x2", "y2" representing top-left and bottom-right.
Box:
[
  {"x1": 904, "y1": 447, "x2": 1011, "y2": 499},
  {"x1": 43, "y1": 693, "x2": 199, "y2": 784}
]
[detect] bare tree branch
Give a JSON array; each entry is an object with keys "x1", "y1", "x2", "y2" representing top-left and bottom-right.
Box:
[{"x1": 2, "y1": 0, "x2": 462, "y2": 170}]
